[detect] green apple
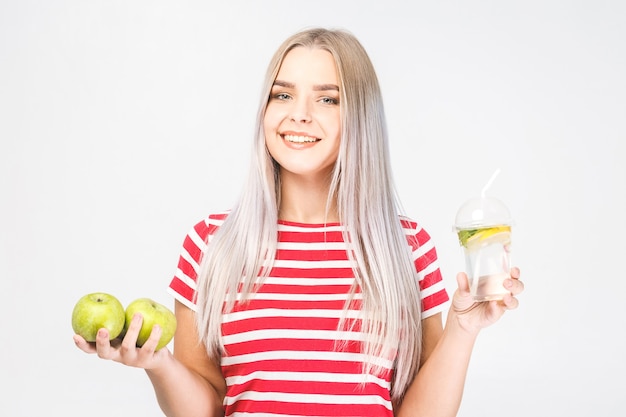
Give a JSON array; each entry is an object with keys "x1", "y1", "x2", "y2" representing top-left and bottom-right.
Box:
[
  {"x1": 71, "y1": 292, "x2": 125, "y2": 342},
  {"x1": 124, "y1": 298, "x2": 177, "y2": 351}
]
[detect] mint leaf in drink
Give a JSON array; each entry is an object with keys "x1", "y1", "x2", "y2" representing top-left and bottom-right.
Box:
[{"x1": 457, "y1": 229, "x2": 479, "y2": 247}]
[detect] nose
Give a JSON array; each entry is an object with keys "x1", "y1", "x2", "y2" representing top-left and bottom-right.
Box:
[{"x1": 289, "y1": 97, "x2": 312, "y2": 123}]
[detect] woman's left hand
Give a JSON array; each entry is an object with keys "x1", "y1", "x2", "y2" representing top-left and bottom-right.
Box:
[{"x1": 450, "y1": 267, "x2": 524, "y2": 335}]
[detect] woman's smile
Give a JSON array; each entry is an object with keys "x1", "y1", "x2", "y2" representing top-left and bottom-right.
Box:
[{"x1": 282, "y1": 133, "x2": 320, "y2": 144}]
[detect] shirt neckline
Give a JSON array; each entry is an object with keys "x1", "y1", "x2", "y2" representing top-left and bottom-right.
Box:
[{"x1": 277, "y1": 219, "x2": 342, "y2": 228}]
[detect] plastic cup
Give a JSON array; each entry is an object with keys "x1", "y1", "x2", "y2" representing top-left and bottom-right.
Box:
[{"x1": 454, "y1": 196, "x2": 513, "y2": 302}]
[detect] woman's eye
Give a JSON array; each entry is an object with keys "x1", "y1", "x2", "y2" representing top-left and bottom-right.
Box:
[
  {"x1": 272, "y1": 92, "x2": 291, "y2": 100},
  {"x1": 320, "y1": 97, "x2": 339, "y2": 105}
]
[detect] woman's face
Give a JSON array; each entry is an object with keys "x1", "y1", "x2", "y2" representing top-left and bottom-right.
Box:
[{"x1": 264, "y1": 46, "x2": 341, "y2": 182}]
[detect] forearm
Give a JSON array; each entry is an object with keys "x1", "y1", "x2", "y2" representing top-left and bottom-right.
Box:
[
  {"x1": 145, "y1": 350, "x2": 224, "y2": 417},
  {"x1": 395, "y1": 313, "x2": 478, "y2": 417}
]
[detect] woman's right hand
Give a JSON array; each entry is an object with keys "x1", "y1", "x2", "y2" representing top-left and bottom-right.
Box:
[
  {"x1": 73, "y1": 313, "x2": 171, "y2": 370},
  {"x1": 74, "y1": 301, "x2": 225, "y2": 417}
]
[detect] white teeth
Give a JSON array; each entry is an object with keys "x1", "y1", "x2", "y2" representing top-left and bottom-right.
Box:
[{"x1": 284, "y1": 134, "x2": 318, "y2": 143}]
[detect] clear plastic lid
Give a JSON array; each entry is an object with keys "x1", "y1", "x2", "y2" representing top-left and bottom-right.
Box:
[{"x1": 454, "y1": 196, "x2": 512, "y2": 230}]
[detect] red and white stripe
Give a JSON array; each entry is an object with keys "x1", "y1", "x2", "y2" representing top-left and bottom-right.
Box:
[{"x1": 168, "y1": 213, "x2": 449, "y2": 416}]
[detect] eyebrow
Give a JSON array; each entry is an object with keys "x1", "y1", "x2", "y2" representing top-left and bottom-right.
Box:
[{"x1": 273, "y1": 79, "x2": 339, "y2": 92}]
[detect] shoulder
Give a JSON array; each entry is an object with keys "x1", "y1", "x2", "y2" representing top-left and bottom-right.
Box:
[
  {"x1": 179, "y1": 210, "x2": 231, "y2": 256},
  {"x1": 189, "y1": 210, "x2": 230, "y2": 238},
  {"x1": 398, "y1": 214, "x2": 435, "y2": 249}
]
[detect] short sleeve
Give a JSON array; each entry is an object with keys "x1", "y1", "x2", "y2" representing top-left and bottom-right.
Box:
[
  {"x1": 167, "y1": 213, "x2": 227, "y2": 311},
  {"x1": 401, "y1": 217, "x2": 450, "y2": 318}
]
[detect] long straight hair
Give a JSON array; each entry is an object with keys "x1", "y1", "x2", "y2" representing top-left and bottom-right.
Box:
[{"x1": 194, "y1": 28, "x2": 422, "y2": 401}]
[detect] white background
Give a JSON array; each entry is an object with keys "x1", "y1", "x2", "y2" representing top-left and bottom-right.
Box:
[{"x1": 1, "y1": 1, "x2": 624, "y2": 416}]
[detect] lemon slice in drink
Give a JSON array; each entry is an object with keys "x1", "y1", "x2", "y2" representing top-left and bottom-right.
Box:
[{"x1": 459, "y1": 225, "x2": 511, "y2": 248}]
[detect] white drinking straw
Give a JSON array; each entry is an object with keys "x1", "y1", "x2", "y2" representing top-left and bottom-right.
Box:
[{"x1": 481, "y1": 168, "x2": 501, "y2": 198}]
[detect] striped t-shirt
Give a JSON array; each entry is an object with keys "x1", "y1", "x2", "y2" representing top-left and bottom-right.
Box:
[{"x1": 168, "y1": 212, "x2": 449, "y2": 416}]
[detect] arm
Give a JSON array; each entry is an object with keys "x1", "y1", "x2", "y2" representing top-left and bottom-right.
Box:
[
  {"x1": 392, "y1": 312, "x2": 444, "y2": 412},
  {"x1": 74, "y1": 300, "x2": 226, "y2": 417},
  {"x1": 395, "y1": 268, "x2": 523, "y2": 417},
  {"x1": 419, "y1": 313, "x2": 444, "y2": 367},
  {"x1": 146, "y1": 300, "x2": 226, "y2": 417}
]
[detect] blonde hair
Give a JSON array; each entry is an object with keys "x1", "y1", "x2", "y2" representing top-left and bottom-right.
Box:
[{"x1": 195, "y1": 27, "x2": 422, "y2": 401}]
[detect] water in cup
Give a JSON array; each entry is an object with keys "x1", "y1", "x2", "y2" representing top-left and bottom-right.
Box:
[
  {"x1": 455, "y1": 169, "x2": 513, "y2": 302},
  {"x1": 457, "y1": 222, "x2": 512, "y2": 301}
]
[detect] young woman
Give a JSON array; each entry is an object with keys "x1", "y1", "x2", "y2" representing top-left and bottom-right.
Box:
[{"x1": 74, "y1": 28, "x2": 524, "y2": 417}]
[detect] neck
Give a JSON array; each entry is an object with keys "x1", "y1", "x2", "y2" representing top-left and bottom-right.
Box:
[{"x1": 278, "y1": 171, "x2": 339, "y2": 224}]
